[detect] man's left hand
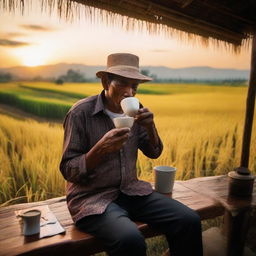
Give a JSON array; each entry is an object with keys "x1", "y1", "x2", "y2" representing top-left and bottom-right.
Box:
[{"x1": 135, "y1": 108, "x2": 154, "y2": 128}]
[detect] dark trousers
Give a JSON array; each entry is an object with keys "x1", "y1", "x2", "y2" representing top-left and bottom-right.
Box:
[{"x1": 76, "y1": 191, "x2": 203, "y2": 256}]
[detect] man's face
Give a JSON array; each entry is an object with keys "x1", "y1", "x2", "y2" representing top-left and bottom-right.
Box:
[{"x1": 105, "y1": 75, "x2": 139, "y2": 113}]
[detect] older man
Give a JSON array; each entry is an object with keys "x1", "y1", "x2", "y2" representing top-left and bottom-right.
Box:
[{"x1": 60, "y1": 53, "x2": 203, "y2": 256}]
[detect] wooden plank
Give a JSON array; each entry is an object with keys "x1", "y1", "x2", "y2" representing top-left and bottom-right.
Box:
[
  {"x1": 176, "y1": 0, "x2": 194, "y2": 8},
  {"x1": 181, "y1": 175, "x2": 256, "y2": 213},
  {"x1": 173, "y1": 182, "x2": 223, "y2": 219},
  {"x1": 0, "y1": 179, "x2": 225, "y2": 256}
]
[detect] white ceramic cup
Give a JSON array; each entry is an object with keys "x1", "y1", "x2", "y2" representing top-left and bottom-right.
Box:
[
  {"x1": 154, "y1": 166, "x2": 176, "y2": 194},
  {"x1": 113, "y1": 116, "x2": 134, "y2": 128},
  {"x1": 120, "y1": 97, "x2": 140, "y2": 117},
  {"x1": 20, "y1": 209, "x2": 41, "y2": 236}
]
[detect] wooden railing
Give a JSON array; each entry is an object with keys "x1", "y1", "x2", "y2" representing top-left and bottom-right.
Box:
[{"x1": 0, "y1": 175, "x2": 255, "y2": 256}]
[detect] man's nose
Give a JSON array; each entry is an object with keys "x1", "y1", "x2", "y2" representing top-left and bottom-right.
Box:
[{"x1": 124, "y1": 87, "x2": 134, "y2": 97}]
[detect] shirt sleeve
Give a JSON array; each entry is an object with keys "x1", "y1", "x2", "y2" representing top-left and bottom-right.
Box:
[
  {"x1": 138, "y1": 124, "x2": 163, "y2": 159},
  {"x1": 59, "y1": 111, "x2": 89, "y2": 184}
]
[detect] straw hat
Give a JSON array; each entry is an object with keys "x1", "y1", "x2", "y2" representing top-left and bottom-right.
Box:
[{"x1": 96, "y1": 53, "x2": 152, "y2": 82}]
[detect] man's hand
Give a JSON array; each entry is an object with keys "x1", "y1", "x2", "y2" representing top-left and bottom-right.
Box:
[
  {"x1": 135, "y1": 108, "x2": 154, "y2": 128},
  {"x1": 97, "y1": 128, "x2": 130, "y2": 154},
  {"x1": 135, "y1": 107, "x2": 160, "y2": 149},
  {"x1": 85, "y1": 127, "x2": 130, "y2": 171}
]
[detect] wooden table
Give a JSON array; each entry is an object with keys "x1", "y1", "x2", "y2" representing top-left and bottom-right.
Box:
[
  {"x1": 181, "y1": 175, "x2": 256, "y2": 256},
  {"x1": 0, "y1": 175, "x2": 255, "y2": 256}
]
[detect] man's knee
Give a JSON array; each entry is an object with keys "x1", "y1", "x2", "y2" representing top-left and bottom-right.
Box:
[
  {"x1": 112, "y1": 228, "x2": 146, "y2": 256},
  {"x1": 185, "y1": 209, "x2": 201, "y2": 224},
  {"x1": 179, "y1": 209, "x2": 201, "y2": 232}
]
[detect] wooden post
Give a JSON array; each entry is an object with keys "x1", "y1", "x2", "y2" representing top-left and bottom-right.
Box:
[
  {"x1": 228, "y1": 35, "x2": 256, "y2": 197},
  {"x1": 239, "y1": 34, "x2": 256, "y2": 172},
  {"x1": 224, "y1": 35, "x2": 256, "y2": 256},
  {"x1": 223, "y1": 208, "x2": 252, "y2": 256}
]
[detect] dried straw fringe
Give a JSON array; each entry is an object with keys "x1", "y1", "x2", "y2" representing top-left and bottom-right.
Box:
[{"x1": 0, "y1": 0, "x2": 252, "y2": 53}]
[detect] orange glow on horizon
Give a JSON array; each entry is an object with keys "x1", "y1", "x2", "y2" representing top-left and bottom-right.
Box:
[
  {"x1": 0, "y1": 3, "x2": 251, "y2": 69},
  {"x1": 22, "y1": 56, "x2": 45, "y2": 67},
  {"x1": 12, "y1": 43, "x2": 53, "y2": 67}
]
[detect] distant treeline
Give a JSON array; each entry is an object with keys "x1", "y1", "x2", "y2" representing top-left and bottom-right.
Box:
[
  {"x1": 0, "y1": 69, "x2": 95, "y2": 84},
  {"x1": 0, "y1": 72, "x2": 13, "y2": 82},
  {"x1": 140, "y1": 69, "x2": 248, "y2": 85},
  {"x1": 149, "y1": 78, "x2": 248, "y2": 86},
  {"x1": 0, "y1": 70, "x2": 248, "y2": 86}
]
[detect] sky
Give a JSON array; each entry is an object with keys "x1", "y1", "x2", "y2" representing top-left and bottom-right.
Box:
[{"x1": 0, "y1": 1, "x2": 252, "y2": 69}]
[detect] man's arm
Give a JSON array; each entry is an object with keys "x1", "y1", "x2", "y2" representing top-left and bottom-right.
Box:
[
  {"x1": 135, "y1": 107, "x2": 163, "y2": 158},
  {"x1": 85, "y1": 127, "x2": 131, "y2": 170},
  {"x1": 59, "y1": 112, "x2": 88, "y2": 184},
  {"x1": 60, "y1": 112, "x2": 130, "y2": 184}
]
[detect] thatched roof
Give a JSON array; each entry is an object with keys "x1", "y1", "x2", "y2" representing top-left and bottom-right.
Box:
[{"x1": 2, "y1": 0, "x2": 256, "y2": 50}]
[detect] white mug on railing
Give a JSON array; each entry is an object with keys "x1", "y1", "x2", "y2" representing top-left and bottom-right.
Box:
[{"x1": 154, "y1": 166, "x2": 176, "y2": 194}]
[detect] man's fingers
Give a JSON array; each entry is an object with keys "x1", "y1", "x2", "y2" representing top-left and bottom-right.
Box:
[
  {"x1": 109, "y1": 134, "x2": 129, "y2": 150},
  {"x1": 111, "y1": 132, "x2": 129, "y2": 143},
  {"x1": 136, "y1": 112, "x2": 153, "y2": 121},
  {"x1": 117, "y1": 133, "x2": 130, "y2": 142},
  {"x1": 138, "y1": 107, "x2": 149, "y2": 113},
  {"x1": 113, "y1": 127, "x2": 130, "y2": 135}
]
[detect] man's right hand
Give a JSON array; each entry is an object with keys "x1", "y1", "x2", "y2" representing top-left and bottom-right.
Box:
[
  {"x1": 85, "y1": 127, "x2": 131, "y2": 171},
  {"x1": 97, "y1": 128, "x2": 130, "y2": 154}
]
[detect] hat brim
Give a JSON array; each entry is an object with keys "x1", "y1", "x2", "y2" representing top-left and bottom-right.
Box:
[{"x1": 96, "y1": 70, "x2": 153, "y2": 83}]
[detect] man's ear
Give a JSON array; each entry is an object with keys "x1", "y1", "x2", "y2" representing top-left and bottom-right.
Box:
[{"x1": 101, "y1": 74, "x2": 109, "y2": 90}]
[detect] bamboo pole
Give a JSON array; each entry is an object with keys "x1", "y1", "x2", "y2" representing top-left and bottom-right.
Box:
[
  {"x1": 238, "y1": 34, "x2": 256, "y2": 173},
  {"x1": 228, "y1": 34, "x2": 255, "y2": 197}
]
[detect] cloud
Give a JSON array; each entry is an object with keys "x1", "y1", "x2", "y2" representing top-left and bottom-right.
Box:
[
  {"x1": 4, "y1": 32, "x2": 27, "y2": 38},
  {"x1": 150, "y1": 49, "x2": 169, "y2": 53},
  {"x1": 20, "y1": 24, "x2": 56, "y2": 31},
  {"x1": 0, "y1": 39, "x2": 31, "y2": 47},
  {"x1": 0, "y1": 32, "x2": 27, "y2": 40}
]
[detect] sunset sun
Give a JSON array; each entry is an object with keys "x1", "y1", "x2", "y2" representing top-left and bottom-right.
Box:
[
  {"x1": 15, "y1": 46, "x2": 49, "y2": 67},
  {"x1": 22, "y1": 55, "x2": 45, "y2": 67}
]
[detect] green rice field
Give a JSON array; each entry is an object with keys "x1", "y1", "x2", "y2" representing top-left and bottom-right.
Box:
[
  {"x1": 0, "y1": 81, "x2": 255, "y2": 206},
  {"x1": 1, "y1": 81, "x2": 256, "y2": 255}
]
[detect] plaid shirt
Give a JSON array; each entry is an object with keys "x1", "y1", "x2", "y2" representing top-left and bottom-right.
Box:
[{"x1": 60, "y1": 91, "x2": 163, "y2": 223}]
